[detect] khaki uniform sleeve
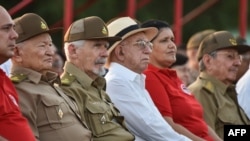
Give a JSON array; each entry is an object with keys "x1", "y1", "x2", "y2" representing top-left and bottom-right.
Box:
[{"x1": 15, "y1": 85, "x2": 40, "y2": 139}]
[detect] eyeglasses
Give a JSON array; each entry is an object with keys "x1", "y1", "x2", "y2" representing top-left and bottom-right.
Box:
[
  {"x1": 215, "y1": 52, "x2": 242, "y2": 61},
  {"x1": 133, "y1": 40, "x2": 153, "y2": 50}
]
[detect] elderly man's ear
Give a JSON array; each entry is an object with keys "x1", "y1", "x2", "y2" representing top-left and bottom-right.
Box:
[
  {"x1": 202, "y1": 54, "x2": 213, "y2": 70},
  {"x1": 12, "y1": 46, "x2": 22, "y2": 62},
  {"x1": 114, "y1": 45, "x2": 125, "y2": 60},
  {"x1": 67, "y1": 44, "x2": 78, "y2": 58}
]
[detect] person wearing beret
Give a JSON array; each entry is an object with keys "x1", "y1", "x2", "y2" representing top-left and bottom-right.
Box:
[{"x1": 11, "y1": 13, "x2": 92, "y2": 141}]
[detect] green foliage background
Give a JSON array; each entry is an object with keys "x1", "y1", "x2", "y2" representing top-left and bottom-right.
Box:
[{"x1": 1, "y1": 0, "x2": 249, "y2": 51}]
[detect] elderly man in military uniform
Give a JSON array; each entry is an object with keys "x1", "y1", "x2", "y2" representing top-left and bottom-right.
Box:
[
  {"x1": 188, "y1": 31, "x2": 250, "y2": 139},
  {"x1": 10, "y1": 13, "x2": 92, "y2": 141},
  {"x1": 60, "y1": 16, "x2": 135, "y2": 141}
]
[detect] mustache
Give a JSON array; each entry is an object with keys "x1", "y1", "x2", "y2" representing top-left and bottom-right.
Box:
[{"x1": 95, "y1": 58, "x2": 106, "y2": 64}]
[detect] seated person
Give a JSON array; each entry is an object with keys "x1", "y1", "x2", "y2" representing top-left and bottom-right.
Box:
[
  {"x1": 188, "y1": 31, "x2": 250, "y2": 139},
  {"x1": 141, "y1": 19, "x2": 221, "y2": 141},
  {"x1": 11, "y1": 13, "x2": 92, "y2": 141},
  {"x1": 60, "y1": 16, "x2": 135, "y2": 141},
  {"x1": 105, "y1": 16, "x2": 191, "y2": 141}
]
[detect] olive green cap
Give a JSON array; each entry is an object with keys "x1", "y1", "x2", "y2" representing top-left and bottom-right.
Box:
[
  {"x1": 236, "y1": 36, "x2": 250, "y2": 48},
  {"x1": 187, "y1": 29, "x2": 216, "y2": 49},
  {"x1": 64, "y1": 16, "x2": 121, "y2": 42},
  {"x1": 14, "y1": 13, "x2": 62, "y2": 43},
  {"x1": 197, "y1": 30, "x2": 250, "y2": 60}
]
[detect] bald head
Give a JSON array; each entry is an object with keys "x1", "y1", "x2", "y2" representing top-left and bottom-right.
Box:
[
  {"x1": 0, "y1": 5, "x2": 18, "y2": 64},
  {"x1": 0, "y1": 5, "x2": 10, "y2": 17}
]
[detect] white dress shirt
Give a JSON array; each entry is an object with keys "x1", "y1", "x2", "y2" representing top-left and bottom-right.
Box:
[
  {"x1": 105, "y1": 62, "x2": 191, "y2": 141},
  {"x1": 0, "y1": 59, "x2": 11, "y2": 76},
  {"x1": 236, "y1": 67, "x2": 250, "y2": 119}
]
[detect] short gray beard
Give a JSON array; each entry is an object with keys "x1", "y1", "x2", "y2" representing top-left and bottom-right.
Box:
[
  {"x1": 93, "y1": 58, "x2": 107, "y2": 76},
  {"x1": 93, "y1": 66, "x2": 106, "y2": 76}
]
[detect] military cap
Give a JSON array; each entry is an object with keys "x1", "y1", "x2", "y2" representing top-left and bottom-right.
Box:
[
  {"x1": 14, "y1": 13, "x2": 61, "y2": 43},
  {"x1": 236, "y1": 36, "x2": 250, "y2": 48},
  {"x1": 64, "y1": 16, "x2": 121, "y2": 42},
  {"x1": 197, "y1": 30, "x2": 250, "y2": 60},
  {"x1": 187, "y1": 29, "x2": 216, "y2": 49}
]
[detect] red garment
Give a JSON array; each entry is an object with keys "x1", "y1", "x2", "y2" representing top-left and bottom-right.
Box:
[
  {"x1": 0, "y1": 69, "x2": 35, "y2": 141},
  {"x1": 144, "y1": 64, "x2": 213, "y2": 141}
]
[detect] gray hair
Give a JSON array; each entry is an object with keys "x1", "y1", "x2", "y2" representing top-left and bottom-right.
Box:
[
  {"x1": 64, "y1": 40, "x2": 85, "y2": 60},
  {"x1": 64, "y1": 40, "x2": 85, "y2": 48},
  {"x1": 199, "y1": 50, "x2": 217, "y2": 72}
]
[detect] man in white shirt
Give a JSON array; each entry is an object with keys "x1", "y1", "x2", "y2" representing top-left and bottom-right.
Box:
[
  {"x1": 237, "y1": 66, "x2": 250, "y2": 119},
  {"x1": 236, "y1": 37, "x2": 250, "y2": 119},
  {"x1": 105, "y1": 17, "x2": 191, "y2": 141},
  {"x1": 0, "y1": 59, "x2": 11, "y2": 76}
]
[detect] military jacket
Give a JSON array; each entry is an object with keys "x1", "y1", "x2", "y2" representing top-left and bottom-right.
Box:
[
  {"x1": 11, "y1": 66, "x2": 92, "y2": 141},
  {"x1": 61, "y1": 62, "x2": 134, "y2": 141},
  {"x1": 188, "y1": 72, "x2": 250, "y2": 139}
]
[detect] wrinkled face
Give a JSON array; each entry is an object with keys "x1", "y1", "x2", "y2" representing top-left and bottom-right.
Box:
[
  {"x1": 74, "y1": 40, "x2": 109, "y2": 79},
  {"x1": 150, "y1": 28, "x2": 177, "y2": 68},
  {"x1": 0, "y1": 7, "x2": 18, "y2": 64},
  {"x1": 207, "y1": 49, "x2": 241, "y2": 85},
  {"x1": 119, "y1": 32, "x2": 152, "y2": 73},
  {"x1": 15, "y1": 33, "x2": 54, "y2": 73}
]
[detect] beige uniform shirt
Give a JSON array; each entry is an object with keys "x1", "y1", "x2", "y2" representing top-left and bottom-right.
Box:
[
  {"x1": 11, "y1": 66, "x2": 92, "y2": 141},
  {"x1": 188, "y1": 72, "x2": 250, "y2": 139},
  {"x1": 61, "y1": 62, "x2": 134, "y2": 141}
]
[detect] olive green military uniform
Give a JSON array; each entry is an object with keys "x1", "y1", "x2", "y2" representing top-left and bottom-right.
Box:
[
  {"x1": 188, "y1": 72, "x2": 250, "y2": 139},
  {"x1": 11, "y1": 66, "x2": 92, "y2": 141},
  {"x1": 61, "y1": 62, "x2": 134, "y2": 141}
]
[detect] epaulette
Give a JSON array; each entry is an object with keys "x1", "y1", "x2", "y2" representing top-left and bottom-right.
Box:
[
  {"x1": 10, "y1": 74, "x2": 28, "y2": 83},
  {"x1": 203, "y1": 81, "x2": 215, "y2": 94},
  {"x1": 61, "y1": 73, "x2": 76, "y2": 86}
]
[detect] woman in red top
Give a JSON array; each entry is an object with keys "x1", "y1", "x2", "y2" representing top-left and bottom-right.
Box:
[{"x1": 141, "y1": 20, "x2": 222, "y2": 141}]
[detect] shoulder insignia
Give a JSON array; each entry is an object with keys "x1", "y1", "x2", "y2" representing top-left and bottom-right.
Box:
[
  {"x1": 61, "y1": 73, "x2": 76, "y2": 86},
  {"x1": 203, "y1": 81, "x2": 215, "y2": 93},
  {"x1": 10, "y1": 74, "x2": 28, "y2": 83}
]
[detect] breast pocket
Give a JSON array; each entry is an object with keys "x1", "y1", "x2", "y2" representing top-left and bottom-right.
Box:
[
  {"x1": 217, "y1": 106, "x2": 240, "y2": 128},
  {"x1": 42, "y1": 96, "x2": 72, "y2": 129},
  {"x1": 86, "y1": 102, "x2": 120, "y2": 137}
]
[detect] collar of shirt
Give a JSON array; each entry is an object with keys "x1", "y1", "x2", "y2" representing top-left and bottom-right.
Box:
[
  {"x1": 11, "y1": 66, "x2": 59, "y2": 84},
  {"x1": 199, "y1": 72, "x2": 229, "y2": 96},
  {"x1": 63, "y1": 61, "x2": 105, "y2": 90},
  {"x1": 146, "y1": 64, "x2": 178, "y2": 78},
  {"x1": 109, "y1": 62, "x2": 146, "y2": 89}
]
